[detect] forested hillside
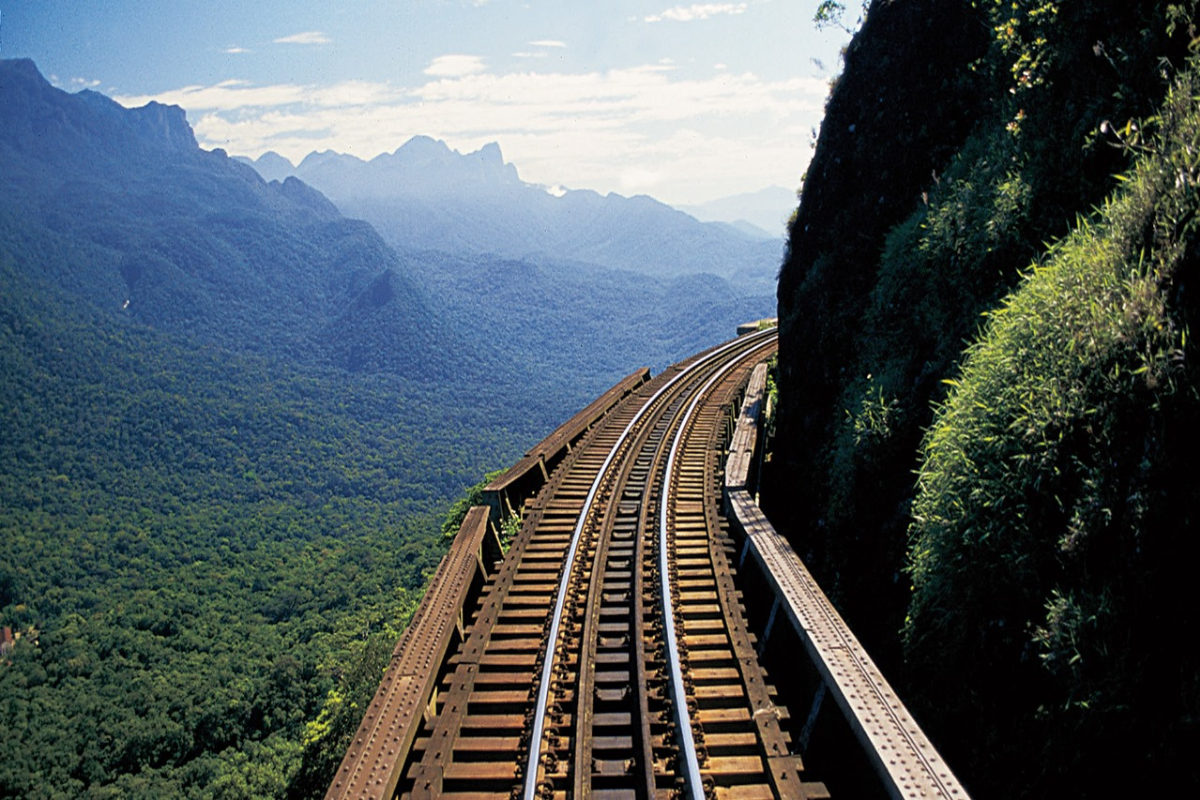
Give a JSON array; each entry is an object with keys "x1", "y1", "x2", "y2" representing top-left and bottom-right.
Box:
[
  {"x1": 0, "y1": 58, "x2": 553, "y2": 796},
  {"x1": 394, "y1": 251, "x2": 773, "y2": 395},
  {"x1": 0, "y1": 53, "x2": 758, "y2": 797},
  {"x1": 0, "y1": 50, "x2": 779, "y2": 795},
  {"x1": 0, "y1": 267, "x2": 461, "y2": 796},
  {"x1": 770, "y1": 0, "x2": 1200, "y2": 794}
]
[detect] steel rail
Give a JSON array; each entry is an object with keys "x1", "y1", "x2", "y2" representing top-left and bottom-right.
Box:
[
  {"x1": 521, "y1": 330, "x2": 774, "y2": 798},
  {"x1": 658, "y1": 337, "x2": 777, "y2": 799}
]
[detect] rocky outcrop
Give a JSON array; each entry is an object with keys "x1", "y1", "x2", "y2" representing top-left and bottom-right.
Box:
[{"x1": 769, "y1": 0, "x2": 987, "y2": 637}]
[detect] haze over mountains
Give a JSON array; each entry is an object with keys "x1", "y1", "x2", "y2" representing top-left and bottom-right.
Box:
[
  {"x1": 246, "y1": 144, "x2": 794, "y2": 238},
  {"x1": 677, "y1": 185, "x2": 797, "y2": 238},
  {"x1": 237, "y1": 139, "x2": 786, "y2": 296},
  {"x1": 1, "y1": 55, "x2": 773, "y2": 394}
]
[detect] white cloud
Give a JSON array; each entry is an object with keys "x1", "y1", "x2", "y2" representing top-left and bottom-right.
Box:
[
  {"x1": 224, "y1": 46, "x2": 250, "y2": 54},
  {"x1": 423, "y1": 55, "x2": 488, "y2": 77},
  {"x1": 618, "y1": 167, "x2": 664, "y2": 194},
  {"x1": 274, "y1": 31, "x2": 329, "y2": 45},
  {"x1": 529, "y1": 40, "x2": 567, "y2": 48},
  {"x1": 645, "y1": 3, "x2": 748, "y2": 23},
  {"x1": 115, "y1": 82, "x2": 311, "y2": 111},
  {"x1": 117, "y1": 63, "x2": 827, "y2": 204},
  {"x1": 309, "y1": 81, "x2": 402, "y2": 107},
  {"x1": 71, "y1": 77, "x2": 102, "y2": 88}
]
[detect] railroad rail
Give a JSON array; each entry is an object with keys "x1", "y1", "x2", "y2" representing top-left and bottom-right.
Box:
[
  {"x1": 722, "y1": 368, "x2": 969, "y2": 800},
  {"x1": 328, "y1": 327, "x2": 968, "y2": 799}
]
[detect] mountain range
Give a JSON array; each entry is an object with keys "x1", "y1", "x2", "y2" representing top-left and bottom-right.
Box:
[
  {"x1": 237, "y1": 139, "x2": 785, "y2": 296},
  {"x1": 676, "y1": 185, "x2": 797, "y2": 238},
  {"x1": 1, "y1": 58, "x2": 464, "y2": 381}
]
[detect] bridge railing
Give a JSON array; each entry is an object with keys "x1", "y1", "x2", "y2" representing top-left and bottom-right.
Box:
[
  {"x1": 483, "y1": 367, "x2": 650, "y2": 521},
  {"x1": 722, "y1": 364, "x2": 970, "y2": 800},
  {"x1": 327, "y1": 366, "x2": 652, "y2": 799},
  {"x1": 326, "y1": 506, "x2": 497, "y2": 800}
]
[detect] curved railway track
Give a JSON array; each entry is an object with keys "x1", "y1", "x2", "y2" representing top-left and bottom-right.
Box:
[
  {"x1": 389, "y1": 329, "x2": 822, "y2": 799},
  {"x1": 331, "y1": 328, "x2": 968, "y2": 800}
]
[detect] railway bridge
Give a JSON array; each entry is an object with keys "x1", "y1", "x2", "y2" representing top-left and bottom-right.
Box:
[{"x1": 326, "y1": 327, "x2": 968, "y2": 799}]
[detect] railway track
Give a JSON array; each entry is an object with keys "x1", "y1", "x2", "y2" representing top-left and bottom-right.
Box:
[
  {"x1": 379, "y1": 329, "x2": 821, "y2": 798},
  {"x1": 330, "y1": 326, "x2": 967, "y2": 800}
]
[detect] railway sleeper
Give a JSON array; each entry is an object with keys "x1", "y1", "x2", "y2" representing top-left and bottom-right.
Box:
[
  {"x1": 693, "y1": 684, "x2": 749, "y2": 708},
  {"x1": 467, "y1": 691, "x2": 534, "y2": 716}
]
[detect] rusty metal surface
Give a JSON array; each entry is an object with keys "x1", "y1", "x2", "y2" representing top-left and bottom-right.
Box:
[
  {"x1": 698, "y1": 383, "x2": 808, "y2": 794},
  {"x1": 666, "y1": 347, "x2": 827, "y2": 799},
  {"x1": 519, "y1": 331, "x2": 798, "y2": 797},
  {"x1": 406, "y1": 378, "x2": 648, "y2": 796},
  {"x1": 328, "y1": 505, "x2": 492, "y2": 800},
  {"x1": 724, "y1": 361, "x2": 768, "y2": 493},
  {"x1": 727, "y1": 491, "x2": 969, "y2": 800}
]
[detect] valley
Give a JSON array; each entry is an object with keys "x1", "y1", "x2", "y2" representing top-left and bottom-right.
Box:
[{"x1": 0, "y1": 57, "x2": 773, "y2": 796}]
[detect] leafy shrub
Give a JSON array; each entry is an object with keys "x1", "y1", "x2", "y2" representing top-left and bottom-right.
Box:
[
  {"x1": 441, "y1": 469, "x2": 505, "y2": 540},
  {"x1": 905, "y1": 63, "x2": 1200, "y2": 794}
]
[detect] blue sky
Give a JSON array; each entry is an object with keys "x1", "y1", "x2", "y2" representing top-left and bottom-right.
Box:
[{"x1": 2, "y1": 1, "x2": 851, "y2": 204}]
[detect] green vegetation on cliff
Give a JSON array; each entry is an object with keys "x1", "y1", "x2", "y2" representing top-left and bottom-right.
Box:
[
  {"x1": 773, "y1": 0, "x2": 1200, "y2": 794},
  {"x1": 908, "y1": 66, "x2": 1200, "y2": 791}
]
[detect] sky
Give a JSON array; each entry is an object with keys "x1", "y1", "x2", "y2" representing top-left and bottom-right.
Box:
[{"x1": 1, "y1": 1, "x2": 852, "y2": 205}]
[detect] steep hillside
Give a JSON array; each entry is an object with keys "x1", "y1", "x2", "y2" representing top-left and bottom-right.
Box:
[
  {"x1": 770, "y1": 0, "x2": 1200, "y2": 794},
  {"x1": 0, "y1": 59, "x2": 546, "y2": 796},
  {"x1": 0, "y1": 59, "x2": 465, "y2": 381}
]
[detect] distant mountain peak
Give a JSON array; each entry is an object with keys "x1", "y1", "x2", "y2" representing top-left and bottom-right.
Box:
[
  {"x1": 1, "y1": 57, "x2": 199, "y2": 164},
  {"x1": 475, "y1": 142, "x2": 504, "y2": 165},
  {"x1": 126, "y1": 100, "x2": 197, "y2": 150},
  {"x1": 252, "y1": 151, "x2": 295, "y2": 181},
  {"x1": 385, "y1": 136, "x2": 512, "y2": 174},
  {"x1": 257, "y1": 150, "x2": 294, "y2": 166},
  {"x1": 252, "y1": 136, "x2": 522, "y2": 199},
  {"x1": 393, "y1": 135, "x2": 451, "y2": 158},
  {"x1": 0, "y1": 57, "x2": 46, "y2": 84},
  {"x1": 298, "y1": 149, "x2": 353, "y2": 169}
]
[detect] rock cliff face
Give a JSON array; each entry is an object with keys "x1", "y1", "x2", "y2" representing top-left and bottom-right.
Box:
[
  {"x1": 0, "y1": 59, "x2": 197, "y2": 171},
  {"x1": 769, "y1": 0, "x2": 1200, "y2": 794},
  {"x1": 770, "y1": 0, "x2": 988, "y2": 649}
]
